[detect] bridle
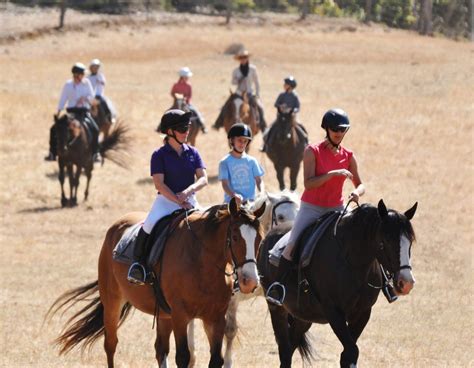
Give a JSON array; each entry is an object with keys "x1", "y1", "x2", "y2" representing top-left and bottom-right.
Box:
[{"x1": 271, "y1": 200, "x2": 297, "y2": 227}]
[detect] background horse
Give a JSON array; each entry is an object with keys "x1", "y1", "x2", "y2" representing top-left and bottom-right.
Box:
[
  {"x1": 54, "y1": 114, "x2": 129, "y2": 207},
  {"x1": 257, "y1": 200, "x2": 418, "y2": 367},
  {"x1": 265, "y1": 111, "x2": 307, "y2": 191},
  {"x1": 47, "y1": 199, "x2": 265, "y2": 368},
  {"x1": 90, "y1": 98, "x2": 113, "y2": 140},
  {"x1": 214, "y1": 90, "x2": 260, "y2": 139},
  {"x1": 168, "y1": 93, "x2": 201, "y2": 146}
]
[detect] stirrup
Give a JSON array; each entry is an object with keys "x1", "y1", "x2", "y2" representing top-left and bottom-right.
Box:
[
  {"x1": 266, "y1": 282, "x2": 286, "y2": 306},
  {"x1": 127, "y1": 262, "x2": 146, "y2": 285}
]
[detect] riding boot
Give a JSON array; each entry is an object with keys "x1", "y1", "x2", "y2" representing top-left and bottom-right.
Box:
[
  {"x1": 257, "y1": 105, "x2": 267, "y2": 132},
  {"x1": 266, "y1": 257, "x2": 293, "y2": 306},
  {"x1": 127, "y1": 228, "x2": 150, "y2": 285}
]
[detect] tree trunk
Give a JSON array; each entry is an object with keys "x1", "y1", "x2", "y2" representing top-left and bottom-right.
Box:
[
  {"x1": 418, "y1": 0, "x2": 433, "y2": 35},
  {"x1": 300, "y1": 0, "x2": 310, "y2": 20},
  {"x1": 58, "y1": 0, "x2": 67, "y2": 29},
  {"x1": 364, "y1": 0, "x2": 372, "y2": 22},
  {"x1": 225, "y1": 0, "x2": 232, "y2": 24}
]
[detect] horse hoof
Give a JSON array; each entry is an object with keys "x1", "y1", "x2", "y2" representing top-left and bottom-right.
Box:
[{"x1": 61, "y1": 198, "x2": 68, "y2": 207}]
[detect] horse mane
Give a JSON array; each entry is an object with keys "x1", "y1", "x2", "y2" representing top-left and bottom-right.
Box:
[{"x1": 202, "y1": 203, "x2": 258, "y2": 234}]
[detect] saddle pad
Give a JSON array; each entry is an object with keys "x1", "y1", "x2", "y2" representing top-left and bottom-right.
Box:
[
  {"x1": 112, "y1": 223, "x2": 142, "y2": 265},
  {"x1": 268, "y1": 211, "x2": 340, "y2": 268}
]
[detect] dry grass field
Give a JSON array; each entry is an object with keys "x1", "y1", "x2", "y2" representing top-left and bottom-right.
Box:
[{"x1": 0, "y1": 7, "x2": 473, "y2": 368}]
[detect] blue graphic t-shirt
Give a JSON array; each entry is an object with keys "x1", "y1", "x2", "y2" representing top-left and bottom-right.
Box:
[{"x1": 218, "y1": 153, "x2": 265, "y2": 203}]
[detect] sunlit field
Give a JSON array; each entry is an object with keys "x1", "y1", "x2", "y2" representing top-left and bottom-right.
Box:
[{"x1": 0, "y1": 8, "x2": 473, "y2": 367}]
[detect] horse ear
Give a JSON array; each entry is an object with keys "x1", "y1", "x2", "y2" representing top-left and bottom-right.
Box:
[
  {"x1": 228, "y1": 197, "x2": 240, "y2": 217},
  {"x1": 377, "y1": 199, "x2": 388, "y2": 218},
  {"x1": 404, "y1": 202, "x2": 418, "y2": 220},
  {"x1": 54, "y1": 114, "x2": 58, "y2": 123},
  {"x1": 266, "y1": 191, "x2": 278, "y2": 204},
  {"x1": 253, "y1": 201, "x2": 266, "y2": 219}
]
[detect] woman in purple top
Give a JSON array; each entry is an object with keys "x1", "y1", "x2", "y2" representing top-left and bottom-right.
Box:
[{"x1": 128, "y1": 109, "x2": 208, "y2": 285}]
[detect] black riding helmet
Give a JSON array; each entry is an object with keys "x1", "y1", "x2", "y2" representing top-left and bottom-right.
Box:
[
  {"x1": 321, "y1": 108, "x2": 350, "y2": 131},
  {"x1": 159, "y1": 109, "x2": 192, "y2": 134},
  {"x1": 227, "y1": 123, "x2": 253, "y2": 140},
  {"x1": 284, "y1": 76, "x2": 297, "y2": 89},
  {"x1": 71, "y1": 62, "x2": 86, "y2": 74}
]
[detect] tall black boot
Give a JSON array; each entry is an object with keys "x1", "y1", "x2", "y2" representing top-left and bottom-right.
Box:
[
  {"x1": 266, "y1": 257, "x2": 293, "y2": 306},
  {"x1": 127, "y1": 228, "x2": 150, "y2": 285}
]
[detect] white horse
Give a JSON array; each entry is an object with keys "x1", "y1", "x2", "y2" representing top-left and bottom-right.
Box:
[{"x1": 187, "y1": 190, "x2": 300, "y2": 367}]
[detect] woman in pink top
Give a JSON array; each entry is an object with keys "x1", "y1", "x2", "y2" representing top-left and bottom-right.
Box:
[{"x1": 266, "y1": 108, "x2": 365, "y2": 306}]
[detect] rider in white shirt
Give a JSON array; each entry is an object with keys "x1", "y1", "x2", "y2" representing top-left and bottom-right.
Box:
[{"x1": 45, "y1": 62, "x2": 101, "y2": 162}]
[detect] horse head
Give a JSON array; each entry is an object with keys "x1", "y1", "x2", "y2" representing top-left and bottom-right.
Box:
[
  {"x1": 227, "y1": 197, "x2": 265, "y2": 294},
  {"x1": 375, "y1": 199, "x2": 418, "y2": 296}
]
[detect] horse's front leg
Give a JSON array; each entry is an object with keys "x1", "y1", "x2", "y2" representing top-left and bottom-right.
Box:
[
  {"x1": 224, "y1": 296, "x2": 239, "y2": 367},
  {"x1": 66, "y1": 164, "x2": 74, "y2": 206},
  {"x1": 203, "y1": 314, "x2": 226, "y2": 368},
  {"x1": 289, "y1": 163, "x2": 300, "y2": 192},
  {"x1": 348, "y1": 308, "x2": 372, "y2": 344},
  {"x1": 58, "y1": 161, "x2": 67, "y2": 207},
  {"x1": 171, "y1": 310, "x2": 191, "y2": 368},
  {"x1": 84, "y1": 165, "x2": 92, "y2": 201},
  {"x1": 273, "y1": 162, "x2": 286, "y2": 191},
  {"x1": 155, "y1": 318, "x2": 173, "y2": 368},
  {"x1": 323, "y1": 305, "x2": 359, "y2": 368},
  {"x1": 72, "y1": 165, "x2": 82, "y2": 206},
  {"x1": 268, "y1": 303, "x2": 293, "y2": 368}
]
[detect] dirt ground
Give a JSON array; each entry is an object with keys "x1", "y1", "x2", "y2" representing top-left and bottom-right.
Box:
[{"x1": 0, "y1": 6, "x2": 473, "y2": 368}]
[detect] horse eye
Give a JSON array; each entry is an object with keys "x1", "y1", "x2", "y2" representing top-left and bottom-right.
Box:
[{"x1": 277, "y1": 215, "x2": 284, "y2": 221}]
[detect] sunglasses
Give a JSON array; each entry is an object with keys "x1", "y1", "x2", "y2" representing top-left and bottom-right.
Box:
[
  {"x1": 173, "y1": 124, "x2": 190, "y2": 133},
  {"x1": 329, "y1": 126, "x2": 349, "y2": 133}
]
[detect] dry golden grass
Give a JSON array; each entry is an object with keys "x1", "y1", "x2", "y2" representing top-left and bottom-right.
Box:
[{"x1": 0, "y1": 8, "x2": 473, "y2": 368}]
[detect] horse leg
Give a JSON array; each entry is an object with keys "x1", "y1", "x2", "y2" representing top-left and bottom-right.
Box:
[
  {"x1": 58, "y1": 161, "x2": 67, "y2": 207},
  {"x1": 84, "y1": 165, "x2": 92, "y2": 201},
  {"x1": 274, "y1": 163, "x2": 286, "y2": 191},
  {"x1": 289, "y1": 164, "x2": 300, "y2": 192},
  {"x1": 323, "y1": 306, "x2": 359, "y2": 368},
  {"x1": 348, "y1": 309, "x2": 372, "y2": 343},
  {"x1": 72, "y1": 165, "x2": 81, "y2": 206},
  {"x1": 155, "y1": 318, "x2": 173, "y2": 368},
  {"x1": 203, "y1": 315, "x2": 226, "y2": 368},
  {"x1": 287, "y1": 314, "x2": 312, "y2": 361},
  {"x1": 268, "y1": 303, "x2": 293, "y2": 368},
  {"x1": 171, "y1": 311, "x2": 191, "y2": 368},
  {"x1": 223, "y1": 296, "x2": 239, "y2": 367},
  {"x1": 187, "y1": 320, "x2": 197, "y2": 367},
  {"x1": 67, "y1": 164, "x2": 74, "y2": 207}
]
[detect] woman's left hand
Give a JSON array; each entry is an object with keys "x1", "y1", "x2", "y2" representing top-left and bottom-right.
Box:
[{"x1": 176, "y1": 191, "x2": 189, "y2": 203}]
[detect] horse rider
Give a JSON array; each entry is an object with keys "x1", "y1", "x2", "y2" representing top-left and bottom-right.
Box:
[
  {"x1": 231, "y1": 49, "x2": 267, "y2": 131},
  {"x1": 45, "y1": 62, "x2": 101, "y2": 162},
  {"x1": 171, "y1": 66, "x2": 208, "y2": 134},
  {"x1": 127, "y1": 109, "x2": 208, "y2": 285},
  {"x1": 261, "y1": 75, "x2": 302, "y2": 152},
  {"x1": 87, "y1": 58, "x2": 115, "y2": 124},
  {"x1": 265, "y1": 108, "x2": 365, "y2": 306},
  {"x1": 218, "y1": 123, "x2": 265, "y2": 205}
]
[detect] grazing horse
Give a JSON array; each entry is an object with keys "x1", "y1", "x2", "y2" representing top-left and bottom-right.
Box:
[
  {"x1": 90, "y1": 99, "x2": 112, "y2": 140},
  {"x1": 257, "y1": 200, "x2": 418, "y2": 367},
  {"x1": 168, "y1": 93, "x2": 201, "y2": 146},
  {"x1": 47, "y1": 198, "x2": 265, "y2": 368},
  {"x1": 266, "y1": 111, "x2": 307, "y2": 191},
  {"x1": 188, "y1": 191, "x2": 301, "y2": 367},
  {"x1": 214, "y1": 90, "x2": 261, "y2": 139},
  {"x1": 54, "y1": 114, "x2": 129, "y2": 207}
]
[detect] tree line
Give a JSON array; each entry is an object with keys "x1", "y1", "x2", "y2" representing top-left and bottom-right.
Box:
[{"x1": 9, "y1": 0, "x2": 472, "y2": 39}]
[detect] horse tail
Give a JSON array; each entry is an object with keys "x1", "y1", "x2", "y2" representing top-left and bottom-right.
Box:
[
  {"x1": 99, "y1": 121, "x2": 131, "y2": 168},
  {"x1": 46, "y1": 280, "x2": 132, "y2": 355},
  {"x1": 296, "y1": 330, "x2": 313, "y2": 363}
]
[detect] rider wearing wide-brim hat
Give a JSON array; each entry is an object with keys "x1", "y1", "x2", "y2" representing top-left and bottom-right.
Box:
[
  {"x1": 45, "y1": 62, "x2": 101, "y2": 162},
  {"x1": 266, "y1": 108, "x2": 365, "y2": 306},
  {"x1": 218, "y1": 123, "x2": 265, "y2": 205},
  {"x1": 128, "y1": 109, "x2": 208, "y2": 285},
  {"x1": 170, "y1": 66, "x2": 207, "y2": 134}
]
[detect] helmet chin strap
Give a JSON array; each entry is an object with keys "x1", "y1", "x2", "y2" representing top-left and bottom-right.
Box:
[
  {"x1": 169, "y1": 133, "x2": 185, "y2": 146},
  {"x1": 232, "y1": 146, "x2": 245, "y2": 154},
  {"x1": 326, "y1": 129, "x2": 341, "y2": 149}
]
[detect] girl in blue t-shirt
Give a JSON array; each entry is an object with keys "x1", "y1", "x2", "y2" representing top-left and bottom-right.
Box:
[
  {"x1": 128, "y1": 109, "x2": 208, "y2": 285},
  {"x1": 218, "y1": 123, "x2": 264, "y2": 204}
]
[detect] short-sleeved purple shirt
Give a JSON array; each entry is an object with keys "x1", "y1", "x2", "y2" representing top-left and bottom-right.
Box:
[{"x1": 150, "y1": 143, "x2": 205, "y2": 193}]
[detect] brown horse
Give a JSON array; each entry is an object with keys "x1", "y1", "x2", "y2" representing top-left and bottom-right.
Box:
[
  {"x1": 214, "y1": 90, "x2": 261, "y2": 138},
  {"x1": 47, "y1": 198, "x2": 265, "y2": 368},
  {"x1": 54, "y1": 114, "x2": 129, "y2": 207},
  {"x1": 265, "y1": 111, "x2": 308, "y2": 191},
  {"x1": 90, "y1": 99, "x2": 112, "y2": 140},
  {"x1": 168, "y1": 93, "x2": 200, "y2": 146}
]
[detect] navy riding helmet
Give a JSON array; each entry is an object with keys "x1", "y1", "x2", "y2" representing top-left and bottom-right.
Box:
[
  {"x1": 321, "y1": 108, "x2": 350, "y2": 131},
  {"x1": 228, "y1": 123, "x2": 253, "y2": 140}
]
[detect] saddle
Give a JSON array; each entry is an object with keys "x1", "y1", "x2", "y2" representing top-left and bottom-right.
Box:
[{"x1": 269, "y1": 211, "x2": 340, "y2": 269}]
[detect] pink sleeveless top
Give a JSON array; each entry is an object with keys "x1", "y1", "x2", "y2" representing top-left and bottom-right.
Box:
[{"x1": 301, "y1": 141, "x2": 353, "y2": 207}]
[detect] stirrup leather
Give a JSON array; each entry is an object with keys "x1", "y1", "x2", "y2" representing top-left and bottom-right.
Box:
[
  {"x1": 127, "y1": 262, "x2": 146, "y2": 285},
  {"x1": 266, "y1": 282, "x2": 286, "y2": 306}
]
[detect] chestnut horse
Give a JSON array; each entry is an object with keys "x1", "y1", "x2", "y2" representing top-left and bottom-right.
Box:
[
  {"x1": 168, "y1": 93, "x2": 201, "y2": 146},
  {"x1": 47, "y1": 198, "x2": 265, "y2": 368},
  {"x1": 90, "y1": 99, "x2": 112, "y2": 140}
]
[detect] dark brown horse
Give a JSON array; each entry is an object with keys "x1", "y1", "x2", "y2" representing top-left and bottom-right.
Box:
[
  {"x1": 214, "y1": 90, "x2": 261, "y2": 138},
  {"x1": 54, "y1": 114, "x2": 129, "y2": 207},
  {"x1": 265, "y1": 111, "x2": 307, "y2": 191},
  {"x1": 258, "y1": 200, "x2": 418, "y2": 367},
  {"x1": 47, "y1": 198, "x2": 265, "y2": 367}
]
